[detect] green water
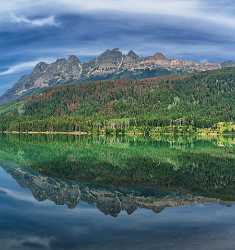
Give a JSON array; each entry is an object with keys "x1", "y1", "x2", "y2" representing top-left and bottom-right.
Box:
[
  {"x1": 1, "y1": 134, "x2": 235, "y2": 200},
  {"x1": 0, "y1": 134, "x2": 235, "y2": 249}
]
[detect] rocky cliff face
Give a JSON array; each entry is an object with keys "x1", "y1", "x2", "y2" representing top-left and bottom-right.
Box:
[
  {"x1": 21, "y1": 55, "x2": 82, "y2": 91},
  {"x1": 0, "y1": 48, "x2": 221, "y2": 103}
]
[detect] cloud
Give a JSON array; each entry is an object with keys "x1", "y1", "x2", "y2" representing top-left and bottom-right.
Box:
[
  {"x1": 9, "y1": 14, "x2": 59, "y2": 27},
  {"x1": 1, "y1": 0, "x2": 235, "y2": 95},
  {"x1": 0, "y1": 0, "x2": 199, "y2": 14},
  {"x1": 60, "y1": 0, "x2": 198, "y2": 16},
  {"x1": 65, "y1": 0, "x2": 235, "y2": 29},
  {"x1": 0, "y1": 58, "x2": 54, "y2": 76},
  {"x1": 0, "y1": 0, "x2": 235, "y2": 29}
]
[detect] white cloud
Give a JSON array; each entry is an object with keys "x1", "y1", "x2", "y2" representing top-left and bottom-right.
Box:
[
  {"x1": 0, "y1": 0, "x2": 234, "y2": 30},
  {"x1": 0, "y1": 58, "x2": 54, "y2": 76},
  {"x1": 0, "y1": 0, "x2": 199, "y2": 14},
  {"x1": 0, "y1": 0, "x2": 234, "y2": 29},
  {"x1": 9, "y1": 14, "x2": 59, "y2": 27},
  {"x1": 0, "y1": 1, "x2": 227, "y2": 26},
  {"x1": 61, "y1": 0, "x2": 199, "y2": 16}
]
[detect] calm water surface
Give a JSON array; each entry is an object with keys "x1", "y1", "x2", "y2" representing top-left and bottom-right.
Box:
[{"x1": 0, "y1": 134, "x2": 235, "y2": 250}]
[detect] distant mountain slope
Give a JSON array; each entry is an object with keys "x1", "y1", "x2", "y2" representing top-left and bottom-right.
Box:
[{"x1": 0, "y1": 48, "x2": 221, "y2": 103}]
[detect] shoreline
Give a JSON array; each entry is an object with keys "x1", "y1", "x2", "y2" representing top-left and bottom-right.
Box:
[
  {"x1": 2, "y1": 131, "x2": 89, "y2": 136},
  {"x1": 2, "y1": 130, "x2": 235, "y2": 137}
]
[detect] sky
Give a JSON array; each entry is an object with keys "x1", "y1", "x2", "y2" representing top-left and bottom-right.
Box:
[{"x1": 0, "y1": 0, "x2": 235, "y2": 94}]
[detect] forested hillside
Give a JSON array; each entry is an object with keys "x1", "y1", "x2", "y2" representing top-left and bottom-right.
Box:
[{"x1": 0, "y1": 68, "x2": 235, "y2": 133}]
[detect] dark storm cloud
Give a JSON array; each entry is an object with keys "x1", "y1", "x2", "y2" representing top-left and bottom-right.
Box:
[{"x1": 0, "y1": 0, "x2": 235, "y2": 93}]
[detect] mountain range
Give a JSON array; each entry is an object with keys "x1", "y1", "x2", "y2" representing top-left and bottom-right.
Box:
[{"x1": 0, "y1": 48, "x2": 222, "y2": 103}]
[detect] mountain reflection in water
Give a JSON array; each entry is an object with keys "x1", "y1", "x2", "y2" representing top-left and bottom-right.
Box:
[
  {"x1": 0, "y1": 134, "x2": 234, "y2": 215},
  {"x1": 3, "y1": 166, "x2": 222, "y2": 217},
  {"x1": 0, "y1": 134, "x2": 235, "y2": 250}
]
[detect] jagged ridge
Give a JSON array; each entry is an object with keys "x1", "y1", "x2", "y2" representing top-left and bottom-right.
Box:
[{"x1": 0, "y1": 48, "x2": 221, "y2": 103}]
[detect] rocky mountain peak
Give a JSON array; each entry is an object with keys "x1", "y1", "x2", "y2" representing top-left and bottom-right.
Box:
[
  {"x1": 127, "y1": 50, "x2": 139, "y2": 59},
  {"x1": 97, "y1": 48, "x2": 123, "y2": 66},
  {"x1": 123, "y1": 50, "x2": 140, "y2": 65},
  {"x1": 152, "y1": 52, "x2": 167, "y2": 60},
  {"x1": 0, "y1": 48, "x2": 222, "y2": 103},
  {"x1": 32, "y1": 62, "x2": 48, "y2": 74},
  {"x1": 68, "y1": 55, "x2": 81, "y2": 64},
  {"x1": 111, "y1": 48, "x2": 121, "y2": 53},
  {"x1": 55, "y1": 58, "x2": 67, "y2": 65}
]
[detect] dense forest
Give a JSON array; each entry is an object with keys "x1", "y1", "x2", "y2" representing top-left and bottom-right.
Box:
[{"x1": 0, "y1": 68, "x2": 235, "y2": 134}]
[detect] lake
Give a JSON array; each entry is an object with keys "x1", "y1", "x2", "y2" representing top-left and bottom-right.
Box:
[{"x1": 0, "y1": 134, "x2": 235, "y2": 250}]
